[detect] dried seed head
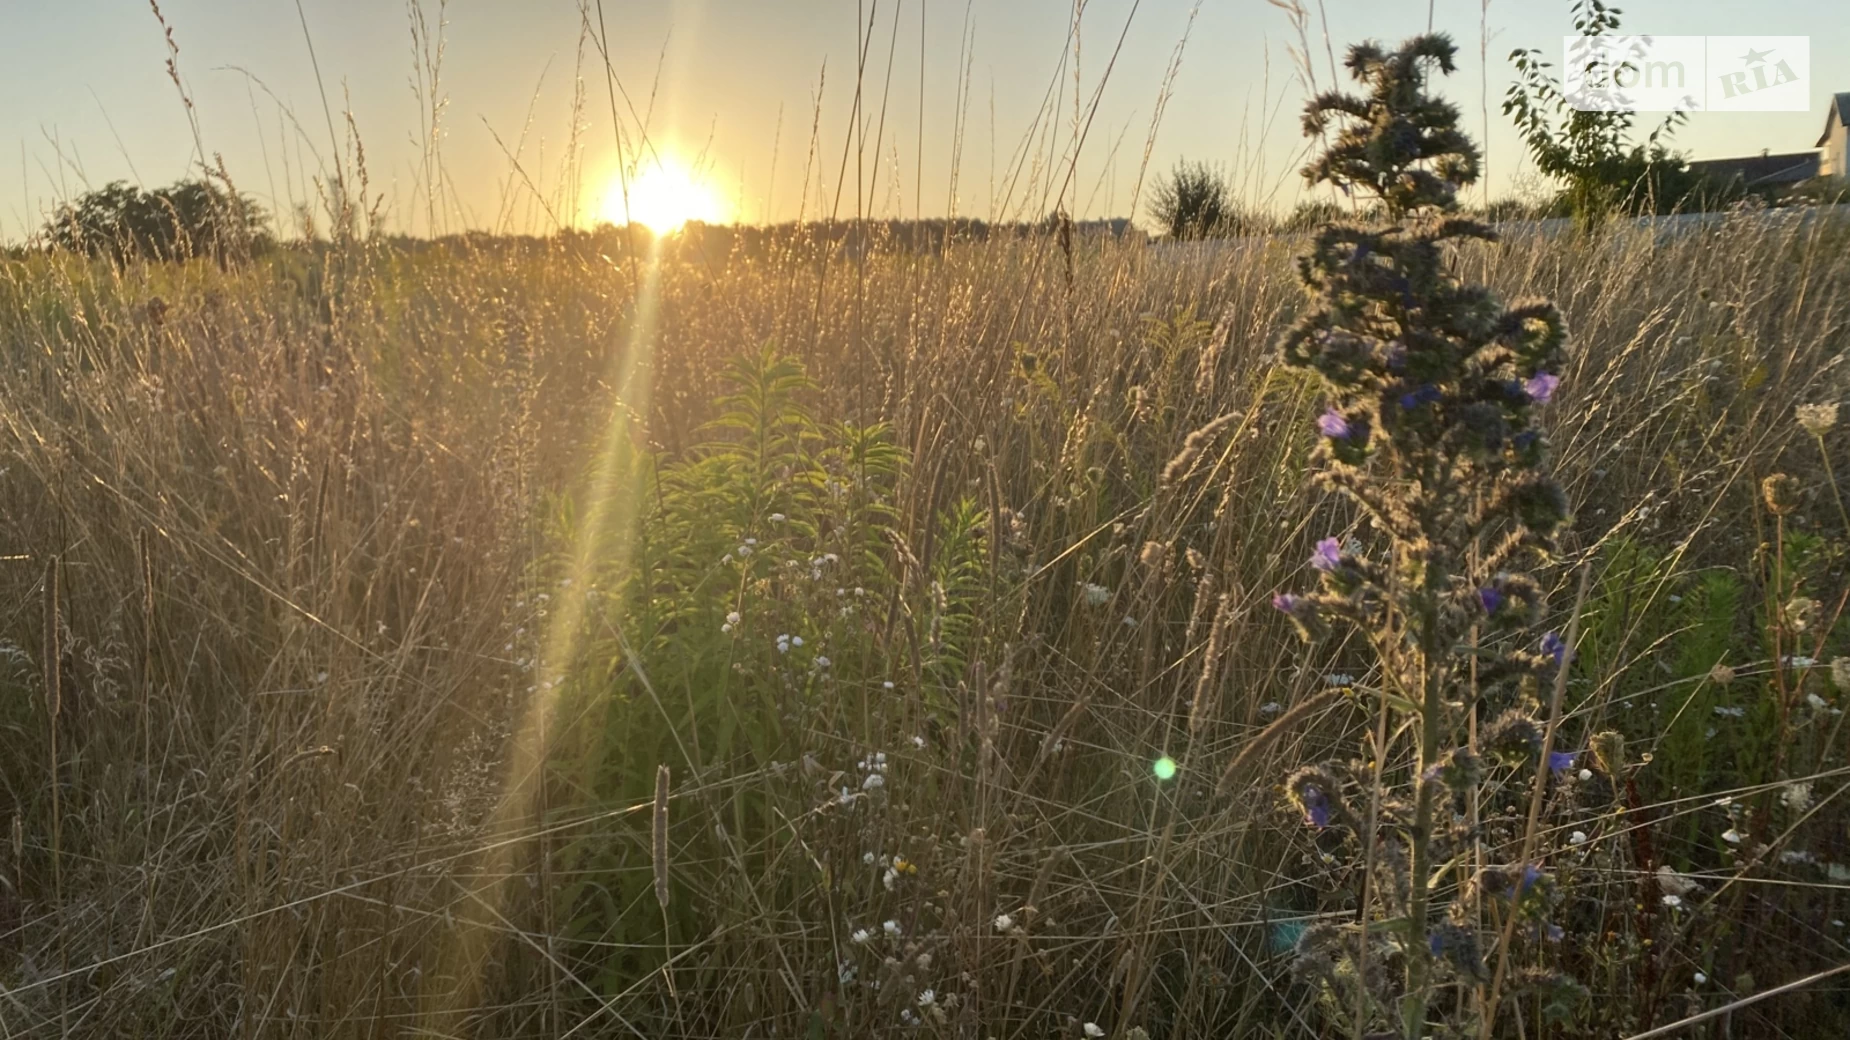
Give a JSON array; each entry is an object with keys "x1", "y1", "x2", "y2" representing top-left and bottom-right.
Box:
[
  {"x1": 1709, "y1": 662, "x2": 1737, "y2": 686},
  {"x1": 1795, "y1": 402, "x2": 1839, "y2": 437},
  {"x1": 1831, "y1": 657, "x2": 1850, "y2": 694},
  {"x1": 1761, "y1": 473, "x2": 1801, "y2": 516},
  {"x1": 1590, "y1": 731, "x2": 1626, "y2": 777}
]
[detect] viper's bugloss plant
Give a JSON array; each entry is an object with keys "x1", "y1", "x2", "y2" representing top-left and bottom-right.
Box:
[{"x1": 1269, "y1": 35, "x2": 1583, "y2": 1038}]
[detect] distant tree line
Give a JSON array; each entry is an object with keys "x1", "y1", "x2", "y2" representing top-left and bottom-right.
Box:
[{"x1": 39, "y1": 177, "x2": 271, "y2": 263}]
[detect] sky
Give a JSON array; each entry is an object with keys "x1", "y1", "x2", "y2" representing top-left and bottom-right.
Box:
[{"x1": 2, "y1": 0, "x2": 1844, "y2": 240}]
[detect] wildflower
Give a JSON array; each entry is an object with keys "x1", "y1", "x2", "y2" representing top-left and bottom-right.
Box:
[
  {"x1": 1693, "y1": 971, "x2": 1708, "y2": 985},
  {"x1": 1323, "y1": 674, "x2": 1354, "y2": 687},
  {"x1": 1809, "y1": 693, "x2": 1829, "y2": 710},
  {"x1": 1260, "y1": 701, "x2": 1283, "y2": 715},
  {"x1": 1782, "y1": 782, "x2": 1814, "y2": 812},
  {"x1": 1709, "y1": 663, "x2": 1736, "y2": 686},
  {"x1": 851, "y1": 928, "x2": 872, "y2": 944},
  {"x1": 1795, "y1": 402, "x2": 1839, "y2": 436},
  {"x1": 1400, "y1": 384, "x2": 1444, "y2": 409},
  {"x1": 1568, "y1": 830, "x2": 1588, "y2": 846},
  {"x1": 1309, "y1": 538, "x2": 1341, "y2": 572},
  {"x1": 917, "y1": 989, "x2": 936, "y2": 1008},
  {"x1": 1761, "y1": 473, "x2": 1801, "y2": 516},
  {"x1": 726, "y1": 611, "x2": 742, "y2": 627},
  {"x1": 862, "y1": 773, "x2": 885, "y2": 791},
  {"x1": 884, "y1": 680, "x2": 896, "y2": 689},
  {"x1": 863, "y1": 851, "x2": 878, "y2": 865},
  {"x1": 1300, "y1": 785, "x2": 1333, "y2": 829},
  {"x1": 1787, "y1": 655, "x2": 1817, "y2": 670},
  {"x1": 1524, "y1": 371, "x2": 1561, "y2": 403},
  {"x1": 1578, "y1": 768, "x2": 1593, "y2": 781},
  {"x1": 1316, "y1": 410, "x2": 1352, "y2": 438},
  {"x1": 1541, "y1": 631, "x2": 1567, "y2": 665},
  {"x1": 815, "y1": 656, "x2": 832, "y2": 670},
  {"x1": 1478, "y1": 587, "x2": 1503, "y2": 613},
  {"x1": 1084, "y1": 1025, "x2": 1106, "y2": 1039},
  {"x1": 994, "y1": 913, "x2": 1015, "y2": 932},
  {"x1": 1722, "y1": 828, "x2": 1744, "y2": 845},
  {"x1": 1079, "y1": 582, "x2": 1112, "y2": 606},
  {"x1": 1713, "y1": 705, "x2": 1745, "y2": 718},
  {"x1": 769, "y1": 512, "x2": 787, "y2": 523},
  {"x1": 736, "y1": 544, "x2": 754, "y2": 558},
  {"x1": 911, "y1": 734, "x2": 926, "y2": 748},
  {"x1": 791, "y1": 635, "x2": 804, "y2": 647},
  {"x1": 776, "y1": 634, "x2": 791, "y2": 654},
  {"x1": 1784, "y1": 596, "x2": 1819, "y2": 634},
  {"x1": 1548, "y1": 750, "x2": 1577, "y2": 773},
  {"x1": 883, "y1": 919, "x2": 902, "y2": 937},
  {"x1": 1661, "y1": 894, "x2": 1683, "y2": 909},
  {"x1": 1834, "y1": 658, "x2": 1850, "y2": 693},
  {"x1": 1272, "y1": 593, "x2": 1302, "y2": 614}
]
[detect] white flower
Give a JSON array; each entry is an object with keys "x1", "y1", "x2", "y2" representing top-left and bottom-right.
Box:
[
  {"x1": 1787, "y1": 656, "x2": 1817, "y2": 670},
  {"x1": 883, "y1": 681, "x2": 896, "y2": 689},
  {"x1": 851, "y1": 928, "x2": 872, "y2": 944},
  {"x1": 1713, "y1": 705, "x2": 1745, "y2": 718},
  {"x1": 1078, "y1": 582, "x2": 1111, "y2": 606},
  {"x1": 883, "y1": 868, "x2": 899, "y2": 890},
  {"x1": 863, "y1": 851, "x2": 878, "y2": 865},
  {"x1": 994, "y1": 913, "x2": 1015, "y2": 932},
  {"x1": 1722, "y1": 829, "x2": 1744, "y2": 844},
  {"x1": 1783, "y1": 782, "x2": 1814, "y2": 811},
  {"x1": 1661, "y1": 894, "x2": 1683, "y2": 908},
  {"x1": 1694, "y1": 971, "x2": 1708, "y2": 985},
  {"x1": 1323, "y1": 673, "x2": 1355, "y2": 687},
  {"x1": 726, "y1": 611, "x2": 742, "y2": 626},
  {"x1": 815, "y1": 656, "x2": 832, "y2": 669},
  {"x1": 737, "y1": 544, "x2": 754, "y2": 557},
  {"x1": 777, "y1": 634, "x2": 791, "y2": 653},
  {"x1": 1809, "y1": 693, "x2": 1829, "y2": 710},
  {"x1": 883, "y1": 919, "x2": 902, "y2": 937},
  {"x1": 1796, "y1": 402, "x2": 1839, "y2": 436},
  {"x1": 744, "y1": 538, "x2": 758, "y2": 546},
  {"x1": 1259, "y1": 702, "x2": 1283, "y2": 716},
  {"x1": 911, "y1": 734, "x2": 926, "y2": 748},
  {"x1": 769, "y1": 513, "x2": 787, "y2": 523},
  {"x1": 916, "y1": 989, "x2": 936, "y2": 1007},
  {"x1": 1780, "y1": 849, "x2": 1817, "y2": 865},
  {"x1": 1578, "y1": 768, "x2": 1593, "y2": 781},
  {"x1": 1568, "y1": 830, "x2": 1588, "y2": 846},
  {"x1": 792, "y1": 635, "x2": 805, "y2": 647},
  {"x1": 1084, "y1": 1024, "x2": 1106, "y2": 1038},
  {"x1": 862, "y1": 773, "x2": 886, "y2": 791}
]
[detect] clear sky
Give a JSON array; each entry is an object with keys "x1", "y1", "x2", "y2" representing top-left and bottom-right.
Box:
[{"x1": 2, "y1": 0, "x2": 1844, "y2": 239}]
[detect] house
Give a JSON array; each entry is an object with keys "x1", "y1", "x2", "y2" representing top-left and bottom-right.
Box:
[
  {"x1": 1686, "y1": 150, "x2": 1819, "y2": 190},
  {"x1": 1818, "y1": 91, "x2": 1850, "y2": 178},
  {"x1": 1684, "y1": 90, "x2": 1849, "y2": 191}
]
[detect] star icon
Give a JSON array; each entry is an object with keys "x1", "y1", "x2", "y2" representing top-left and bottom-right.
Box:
[{"x1": 1739, "y1": 47, "x2": 1773, "y2": 66}]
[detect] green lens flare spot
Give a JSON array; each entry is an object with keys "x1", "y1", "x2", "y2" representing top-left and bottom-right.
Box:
[{"x1": 1153, "y1": 756, "x2": 1178, "y2": 781}]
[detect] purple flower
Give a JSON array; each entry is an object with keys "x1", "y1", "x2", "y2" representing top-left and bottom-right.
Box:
[
  {"x1": 1272, "y1": 593, "x2": 1301, "y2": 614},
  {"x1": 1478, "y1": 587, "x2": 1503, "y2": 613},
  {"x1": 1519, "y1": 864, "x2": 1545, "y2": 895},
  {"x1": 1302, "y1": 785, "x2": 1331, "y2": 829},
  {"x1": 1548, "y1": 750, "x2": 1578, "y2": 773},
  {"x1": 1525, "y1": 372, "x2": 1560, "y2": 403},
  {"x1": 1399, "y1": 383, "x2": 1442, "y2": 409},
  {"x1": 1316, "y1": 410, "x2": 1351, "y2": 438},
  {"x1": 1310, "y1": 538, "x2": 1342, "y2": 572},
  {"x1": 1542, "y1": 631, "x2": 1567, "y2": 665}
]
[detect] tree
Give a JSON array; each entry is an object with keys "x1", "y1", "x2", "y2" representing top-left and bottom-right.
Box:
[
  {"x1": 1503, "y1": 0, "x2": 1697, "y2": 227},
  {"x1": 43, "y1": 177, "x2": 270, "y2": 262},
  {"x1": 1148, "y1": 160, "x2": 1234, "y2": 239}
]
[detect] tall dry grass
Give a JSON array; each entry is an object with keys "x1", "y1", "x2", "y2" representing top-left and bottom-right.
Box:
[{"x1": 0, "y1": 208, "x2": 1846, "y2": 1037}]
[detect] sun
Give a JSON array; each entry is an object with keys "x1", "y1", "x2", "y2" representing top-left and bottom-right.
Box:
[{"x1": 600, "y1": 156, "x2": 727, "y2": 233}]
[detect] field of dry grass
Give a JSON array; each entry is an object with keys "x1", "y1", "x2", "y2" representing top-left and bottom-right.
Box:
[{"x1": 1, "y1": 209, "x2": 1847, "y2": 1037}]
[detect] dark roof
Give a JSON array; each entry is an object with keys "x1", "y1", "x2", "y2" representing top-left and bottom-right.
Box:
[
  {"x1": 1819, "y1": 92, "x2": 1850, "y2": 147},
  {"x1": 1686, "y1": 151, "x2": 1820, "y2": 188}
]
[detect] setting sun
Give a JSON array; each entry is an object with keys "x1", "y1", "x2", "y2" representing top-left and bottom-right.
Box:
[{"x1": 600, "y1": 156, "x2": 726, "y2": 233}]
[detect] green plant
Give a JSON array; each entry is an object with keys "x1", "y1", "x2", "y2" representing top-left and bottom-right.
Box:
[
  {"x1": 1268, "y1": 34, "x2": 1582, "y2": 1038},
  {"x1": 1503, "y1": 0, "x2": 1696, "y2": 228}
]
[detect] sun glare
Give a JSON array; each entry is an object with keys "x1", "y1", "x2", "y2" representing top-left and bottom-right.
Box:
[{"x1": 601, "y1": 157, "x2": 726, "y2": 234}]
